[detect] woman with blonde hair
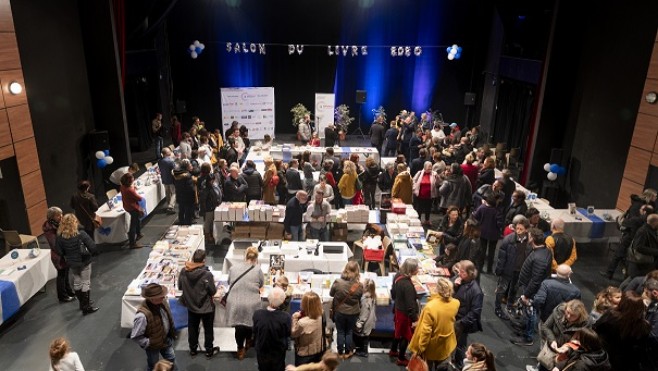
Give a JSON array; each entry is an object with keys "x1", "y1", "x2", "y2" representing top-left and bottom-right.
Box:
[
  {"x1": 226, "y1": 246, "x2": 264, "y2": 360},
  {"x1": 262, "y1": 156, "x2": 278, "y2": 204},
  {"x1": 291, "y1": 291, "x2": 325, "y2": 366},
  {"x1": 55, "y1": 214, "x2": 99, "y2": 315},
  {"x1": 392, "y1": 163, "x2": 413, "y2": 204},
  {"x1": 537, "y1": 299, "x2": 590, "y2": 370},
  {"x1": 338, "y1": 160, "x2": 358, "y2": 205},
  {"x1": 408, "y1": 277, "x2": 460, "y2": 369},
  {"x1": 49, "y1": 337, "x2": 84, "y2": 371},
  {"x1": 329, "y1": 261, "x2": 363, "y2": 358},
  {"x1": 43, "y1": 206, "x2": 75, "y2": 303}
]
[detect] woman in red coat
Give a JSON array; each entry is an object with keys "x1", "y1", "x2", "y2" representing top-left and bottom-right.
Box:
[{"x1": 120, "y1": 173, "x2": 144, "y2": 249}]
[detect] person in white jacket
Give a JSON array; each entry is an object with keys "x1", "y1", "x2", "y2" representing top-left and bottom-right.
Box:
[{"x1": 49, "y1": 337, "x2": 85, "y2": 371}]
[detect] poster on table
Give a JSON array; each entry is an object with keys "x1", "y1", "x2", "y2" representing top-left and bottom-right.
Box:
[
  {"x1": 314, "y1": 93, "x2": 335, "y2": 138},
  {"x1": 220, "y1": 87, "x2": 275, "y2": 139}
]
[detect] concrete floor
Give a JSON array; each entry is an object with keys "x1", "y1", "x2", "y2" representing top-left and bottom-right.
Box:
[{"x1": 0, "y1": 135, "x2": 618, "y2": 370}]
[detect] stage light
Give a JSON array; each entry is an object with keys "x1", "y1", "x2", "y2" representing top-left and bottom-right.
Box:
[{"x1": 8, "y1": 81, "x2": 22, "y2": 95}]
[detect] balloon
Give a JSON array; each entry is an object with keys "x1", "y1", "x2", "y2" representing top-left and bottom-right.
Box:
[
  {"x1": 543, "y1": 163, "x2": 551, "y2": 172},
  {"x1": 95, "y1": 151, "x2": 105, "y2": 160},
  {"x1": 194, "y1": 40, "x2": 200, "y2": 47},
  {"x1": 199, "y1": 43, "x2": 205, "y2": 50},
  {"x1": 550, "y1": 164, "x2": 560, "y2": 173},
  {"x1": 103, "y1": 149, "x2": 110, "y2": 156},
  {"x1": 97, "y1": 158, "x2": 107, "y2": 168},
  {"x1": 195, "y1": 47, "x2": 202, "y2": 54},
  {"x1": 191, "y1": 51, "x2": 198, "y2": 59},
  {"x1": 189, "y1": 44, "x2": 195, "y2": 51},
  {"x1": 547, "y1": 172, "x2": 557, "y2": 181},
  {"x1": 448, "y1": 54, "x2": 455, "y2": 60},
  {"x1": 104, "y1": 156, "x2": 114, "y2": 165},
  {"x1": 557, "y1": 166, "x2": 567, "y2": 175}
]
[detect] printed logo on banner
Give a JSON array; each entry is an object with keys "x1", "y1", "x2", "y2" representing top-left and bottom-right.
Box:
[{"x1": 221, "y1": 87, "x2": 275, "y2": 138}]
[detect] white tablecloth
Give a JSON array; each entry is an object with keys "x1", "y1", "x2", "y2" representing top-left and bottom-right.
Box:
[
  {"x1": 95, "y1": 168, "x2": 165, "y2": 244},
  {"x1": 542, "y1": 209, "x2": 622, "y2": 243},
  {"x1": 0, "y1": 249, "x2": 57, "y2": 325},
  {"x1": 222, "y1": 241, "x2": 352, "y2": 274},
  {"x1": 269, "y1": 145, "x2": 379, "y2": 165},
  {"x1": 120, "y1": 225, "x2": 205, "y2": 328}
]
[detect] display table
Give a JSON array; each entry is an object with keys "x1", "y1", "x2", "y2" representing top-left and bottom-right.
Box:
[
  {"x1": 95, "y1": 167, "x2": 165, "y2": 244},
  {"x1": 542, "y1": 208, "x2": 622, "y2": 243},
  {"x1": 120, "y1": 225, "x2": 205, "y2": 328},
  {"x1": 268, "y1": 145, "x2": 379, "y2": 165},
  {"x1": 0, "y1": 249, "x2": 57, "y2": 324},
  {"x1": 222, "y1": 241, "x2": 352, "y2": 274}
]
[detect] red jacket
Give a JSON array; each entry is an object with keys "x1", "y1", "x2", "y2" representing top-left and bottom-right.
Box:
[{"x1": 120, "y1": 185, "x2": 142, "y2": 212}]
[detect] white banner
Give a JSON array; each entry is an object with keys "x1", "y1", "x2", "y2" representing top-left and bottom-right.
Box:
[
  {"x1": 314, "y1": 93, "x2": 335, "y2": 139},
  {"x1": 220, "y1": 87, "x2": 275, "y2": 139}
]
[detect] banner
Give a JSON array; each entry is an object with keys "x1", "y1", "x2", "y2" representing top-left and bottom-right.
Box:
[
  {"x1": 220, "y1": 87, "x2": 275, "y2": 139},
  {"x1": 314, "y1": 93, "x2": 335, "y2": 139}
]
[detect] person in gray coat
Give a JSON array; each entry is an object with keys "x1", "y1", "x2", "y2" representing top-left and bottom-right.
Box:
[
  {"x1": 178, "y1": 250, "x2": 219, "y2": 358},
  {"x1": 439, "y1": 163, "x2": 472, "y2": 212},
  {"x1": 227, "y1": 246, "x2": 264, "y2": 360},
  {"x1": 354, "y1": 278, "x2": 377, "y2": 357}
]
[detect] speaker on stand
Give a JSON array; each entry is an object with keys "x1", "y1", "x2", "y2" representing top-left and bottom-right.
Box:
[
  {"x1": 351, "y1": 90, "x2": 367, "y2": 140},
  {"x1": 463, "y1": 92, "x2": 476, "y2": 129}
]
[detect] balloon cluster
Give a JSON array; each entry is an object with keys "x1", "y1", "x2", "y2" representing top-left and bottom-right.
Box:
[
  {"x1": 446, "y1": 44, "x2": 462, "y2": 60},
  {"x1": 543, "y1": 163, "x2": 566, "y2": 181},
  {"x1": 95, "y1": 150, "x2": 114, "y2": 169},
  {"x1": 188, "y1": 40, "x2": 205, "y2": 59}
]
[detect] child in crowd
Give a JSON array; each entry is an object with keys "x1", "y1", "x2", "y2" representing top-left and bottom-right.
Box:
[
  {"x1": 434, "y1": 243, "x2": 459, "y2": 272},
  {"x1": 310, "y1": 133, "x2": 321, "y2": 147},
  {"x1": 274, "y1": 275, "x2": 293, "y2": 313},
  {"x1": 590, "y1": 286, "x2": 621, "y2": 322},
  {"x1": 463, "y1": 343, "x2": 497, "y2": 371},
  {"x1": 354, "y1": 278, "x2": 377, "y2": 357}
]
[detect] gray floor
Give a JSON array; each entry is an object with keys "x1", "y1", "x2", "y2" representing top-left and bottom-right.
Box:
[{"x1": 0, "y1": 135, "x2": 619, "y2": 370}]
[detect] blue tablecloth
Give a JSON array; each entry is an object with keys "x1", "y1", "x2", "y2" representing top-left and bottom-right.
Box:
[
  {"x1": 115, "y1": 195, "x2": 149, "y2": 220},
  {"x1": 577, "y1": 208, "x2": 605, "y2": 238},
  {"x1": 0, "y1": 280, "x2": 21, "y2": 322}
]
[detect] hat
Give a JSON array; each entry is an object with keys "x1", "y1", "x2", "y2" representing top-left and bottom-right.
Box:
[
  {"x1": 141, "y1": 283, "x2": 168, "y2": 299},
  {"x1": 449, "y1": 123, "x2": 458, "y2": 128}
]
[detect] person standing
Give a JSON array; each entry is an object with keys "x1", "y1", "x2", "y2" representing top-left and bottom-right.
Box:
[
  {"x1": 158, "y1": 148, "x2": 177, "y2": 214},
  {"x1": 263, "y1": 156, "x2": 278, "y2": 205},
  {"x1": 626, "y1": 214, "x2": 658, "y2": 279},
  {"x1": 354, "y1": 278, "x2": 377, "y2": 357},
  {"x1": 131, "y1": 283, "x2": 177, "y2": 371},
  {"x1": 452, "y1": 260, "x2": 484, "y2": 369},
  {"x1": 324, "y1": 123, "x2": 339, "y2": 147},
  {"x1": 533, "y1": 264, "x2": 582, "y2": 324},
  {"x1": 298, "y1": 118, "x2": 311, "y2": 145},
  {"x1": 390, "y1": 259, "x2": 420, "y2": 366},
  {"x1": 178, "y1": 250, "x2": 219, "y2": 359},
  {"x1": 198, "y1": 168, "x2": 221, "y2": 244},
  {"x1": 384, "y1": 122, "x2": 399, "y2": 157},
  {"x1": 55, "y1": 214, "x2": 99, "y2": 315},
  {"x1": 70, "y1": 180, "x2": 99, "y2": 239},
  {"x1": 601, "y1": 204, "x2": 653, "y2": 280},
  {"x1": 369, "y1": 115, "x2": 386, "y2": 154},
  {"x1": 223, "y1": 166, "x2": 248, "y2": 202},
  {"x1": 173, "y1": 159, "x2": 196, "y2": 226},
  {"x1": 227, "y1": 246, "x2": 264, "y2": 360},
  {"x1": 362, "y1": 157, "x2": 381, "y2": 210},
  {"x1": 472, "y1": 196, "x2": 503, "y2": 274},
  {"x1": 412, "y1": 161, "x2": 439, "y2": 226},
  {"x1": 284, "y1": 191, "x2": 309, "y2": 241},
  {"x1": 152, "y1": 113, "x2": 164, "y2": 160},
  {"x1": 43, "y1": 206, "x2": 75, "y2": 303},
  {"x1": 49, "y1": 337, "x2": 85, "y2": 371},
  {"x1": 170, "y1": 115, "x2": 182, "y2": 147},
  {"x1": 330, "y1": 261, "x2": 363, "y2": 359},
  {"x1": 305, "y1": 191, "x2": 331, "y2": 241},
  {"x1": 286, "y1": 159, "x2": 304, "y2": 203},
  {"x1": 337, "y1": 160, "x2": 358, "y2": 206},
  {"x1": 120, "y1": 173, "x2": 144, "y2": 249},
  {"x1": 252, "y1": 287, "x2": 292, "y2": 371},
  {"x1": 494, "y1": 218, "x2": 530, "y2": 320},
  {"x1": 291, "y1": 291, "x2": 325, "y2": 366},
  {"x1": 242, "y1": 160, "x2": 263, "y2": 204},
  {"x1": 545, "y1": 219, "x2": 577, "y2": 272}
]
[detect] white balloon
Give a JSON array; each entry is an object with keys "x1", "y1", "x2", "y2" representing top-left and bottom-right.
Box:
[
  {"x1": 450, "y1": 49, "x2": 457, "y2": 55},
  {"x1": 189, "y1": 44, "x2": 195, "y2": 51},
  {"x1": 447, "y1": 54, "x2": 455, "y2": 60},
  {"x1": 104, "y1": 156, "x2": 114, "y2": 165},
  {"x1": 194, "y1": 40, "x2": 201, "y2": 47},
  {"x1": 543, "y1": 163, "x2": 551, "y2": 172},
  {"x1": 95, "y1": 151, "x2": 105, "y2": 160},
  {"x1": 452, "y1": 44, "x2": 458, "y2": 49},
  {"x1": 199, "y1": 43, "x2": 205, "y2": 50},
  {"x1": 191, "y1": 51, "x2": 198, "y2": 59},
  {"x1": 547, "y1": 172, "x2": 558, "y2": 181}
]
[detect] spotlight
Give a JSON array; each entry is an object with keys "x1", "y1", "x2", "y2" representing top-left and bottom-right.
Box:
[{"x1": 8, "y1": 81, "x2": 22, "y2": 95}]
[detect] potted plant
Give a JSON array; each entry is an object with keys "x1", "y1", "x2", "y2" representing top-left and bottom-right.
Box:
[{"x1": 334, "y1": 104, "x2": 354, "y2": 141}]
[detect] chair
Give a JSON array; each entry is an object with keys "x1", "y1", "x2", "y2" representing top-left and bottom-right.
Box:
[
  {"x1": 3, "y1": 230, "x2": 38, "y2": 255},
  {"x1": 362, "y1": 236, "x2": 392, "y2": 275},
  {"x1": 106, "y1": 189, "x2": 118, "y2": 199}
]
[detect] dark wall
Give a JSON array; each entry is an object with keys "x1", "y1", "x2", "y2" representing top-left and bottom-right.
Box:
[
  {"x1": 12, "y1": 0, "x2": 97, "y2": 211},
  {"x1": 0, "y1": 158, "x2": 28, "y2": 232}
]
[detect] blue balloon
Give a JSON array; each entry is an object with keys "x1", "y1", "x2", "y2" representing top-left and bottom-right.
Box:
[
  {"x1": 97, "y1": 158, "x2": 107, "y2": 169},
  {"x1": 549, "y1": 164, "x2": 560, "y2": 173},
  {"x1": 103, "y1": 149, "x2": 110, "y2": 156},
  {"x1": 195, "y1": 47, "x2": 202, "y2": 54},
  {"x1": 446, "y1": 47, "x2": 451, "y2": 53},
  {"x1": 557, "y1": 166, "x2": 567, "y2": 176}
]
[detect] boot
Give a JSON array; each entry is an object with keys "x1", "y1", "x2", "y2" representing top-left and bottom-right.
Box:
[
  {"x1": 76, "y1": 290, "x2": 94, "y2": 310},
  {"x1": 81, "y1": 291, "x2": 99, "y2": 315}
]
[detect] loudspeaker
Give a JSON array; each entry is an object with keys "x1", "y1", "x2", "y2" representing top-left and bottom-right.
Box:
[
  {"x1": 549, "y1": 148, "x2": 563, "y2": 165},
  {"x1": 89, "y1": 130, "x2": 109, "y2": 151},
  {"x1": 356, "y1": 90, "x2": 367, "y2": 104},
  {"x1": 464, "y1": 92, "x2": 476, "y2": 106},
  {"x1": 176, "y1": 99, "x2": 187, "y2": 113}
]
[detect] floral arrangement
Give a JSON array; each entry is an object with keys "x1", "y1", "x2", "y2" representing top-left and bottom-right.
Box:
[
  {"x1": 334, "y1": 104, "x2": 354, "y2": 132},
  {"x1": 290, "y1": 103, "x2": 310, "y2": 127}
]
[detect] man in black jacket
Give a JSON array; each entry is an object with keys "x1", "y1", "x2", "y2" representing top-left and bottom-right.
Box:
[
  {"x1": 369, "y1": 115, "x2": 386, "y2": 154},
  {"x1": 626, "y1": 214, "x2": 658, "y2": 279},
  {"x1": 494, "y1": 218, "x2": 530, "y2": 320},
  {"x1": 452, "y1": 260, "x2": 483, "y2": 368},
  {"x1": 173, "y1": 159, "x2": 196, "y2": 225},
  {"x1": 285, "y1": 159, "x2": 304, "y2": 202},
  {"x1": 533, "y1": 264, "x2": 581, "y2": 323},
  {"x1": 601, "y1": 204, "x2": 653, "y2": 279},
  {"x1": 283, "y1": 191, "x2": 308, "y2": 241},
  {"x1": 178, "y1": 250, "x2": 219, "y2": 358},
  {"x1": 324, "y1": 123, "x2": 339, "y2": 147},
  {"x1": 511, "y1": 227, "x2": 553, "y2": 346},
  {"x1": 390, "y1": 258, "x2": 420, "y2": 367},
  {"x1": 223, "y1": 167, "x2": 248, "y2": 202}
]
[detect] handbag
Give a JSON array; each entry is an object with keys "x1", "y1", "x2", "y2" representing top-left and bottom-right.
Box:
[
  {"x1": 537, "y1": 342, "x2": 557, "y2": 369},
  {"x1": 407, "y1": 354, "x2": 429, "y2": 371},
  {"x1": 330, "y1": 282, "x2": 360, "y2": 321},
  {"x1": 220, "y1": 265, "x2": 255, "y2": 307},
  {"x1": 79, "y1": 239, "x2": 91, "y2": 259},
  {"x1": 81, "y1": 204, "x2": 102, "y2": 228},
  {"x1": 627, "y1": 238, "x2": 654, "y2": 264}
]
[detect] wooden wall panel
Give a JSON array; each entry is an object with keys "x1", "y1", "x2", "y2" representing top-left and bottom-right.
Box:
[
  {"x1": 0, "y1": 0, "x2": 13, "y2": 33},
  {"x1": 631, "y1": 112, "x2": 658, "y2": 151},
  {"x1": 648, "y1": 41, "x2": 658, "y2": 80},
  {"x1": 0, "y1": 143, "x2": 13, "y2": 160},
  {"x1": 0, "y1": 108, "x2": 10, "y2": 147},
  {"x1": 0, "y1": 33, "x2": 20, "y2": 70},
  {"x1": 622, "y1": 146, "x2": 651, "y2": 185},
  {"x1": 19, "y1": 169, "x2": 46, "y2": 209},
  {"x1": 640, "y1": 78, "x2": 658, "y2": 118},
  {"x1": 26, "y1": 199, "x2": 47, "y2": 236},
  {"x1": 616, "y1": 178, "x2": 645, "y2": 211},
  {"x1": 7, "y1": 104, "x2": 32, "y2": 141},
  {"x1": 0, "y1": 69, "x2": 26, "y2": 107},
  {"x1": 13, "y1": 137, "x2": 39, "y2": 176}
]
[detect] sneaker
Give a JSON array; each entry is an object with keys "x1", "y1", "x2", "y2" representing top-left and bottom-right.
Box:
[
  {"x1": 388, "y1": 350, "x2": 399, "y2": 357},
  {"x1": 510, "y1": 337, "x2": 534, "y2": 346},
  {"x1": 396, "y1": 358, "x2": 409, "y2": 366},
  {"x1": 205, "y1": 346, "x2": 220, "y2": 359},
  {"x1": 526, "y1": 365, "x2": 539, "y2": 371},
  {"x1": 495, "y1": 308, "x2": 510, "y2": 320}
]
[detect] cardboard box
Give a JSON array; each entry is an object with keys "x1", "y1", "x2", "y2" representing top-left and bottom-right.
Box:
[{"x1": 267, "y1": 223, "x2": 284, "y2": 239}]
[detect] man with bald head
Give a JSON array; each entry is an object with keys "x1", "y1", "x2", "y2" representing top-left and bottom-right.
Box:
[
  {"x1": 284, "y1": 190, "x2": 308, "y2": 241},
  {"x1": 545, "y1": 218, "x2": 577, "y2": 272},
  {"x1": 252, "y1": 287, "x2": 291, "y2": 371},
  {"x1": 532, "y1": 264, "x2": 581, "y2": 323}
]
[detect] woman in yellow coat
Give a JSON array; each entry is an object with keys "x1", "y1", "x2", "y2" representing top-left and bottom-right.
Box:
[
  {"x1": 338, "y1": 160, "x2": 358, "y2": 205},
  {"x1": 262, "y1": 156, "x2": 277, "y2": 204},
  {"x1": 408, "y1": 277, "x2": 460, "y2": 368},
  {"x1": 391, "y1": 163, "x2": 413, "y2": 204}
]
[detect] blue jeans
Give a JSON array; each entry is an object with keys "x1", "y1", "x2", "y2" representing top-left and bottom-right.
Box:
[
  {"x1": 154, "y1": 136, "x2": 163, "y2": 159},
  {"x1": 307, "y1": 226, "x2": 327, "y2": 241},
  {"x1": 145, "y1": 339, "x2": 177, "y2": 371},
  {"x1": 342, "y1": 197, "x2": 353, "y2": 206},
  {"x1": 524, "y1": 305, "x2": 538, "y2": 341},
  {"x1": 290, "y1": 225, "x2": 303, "y2": 241},
  {"x1": 334, "y1": 312, "x2": 358, "y2": 355}
]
